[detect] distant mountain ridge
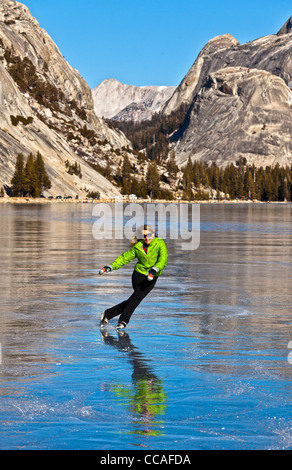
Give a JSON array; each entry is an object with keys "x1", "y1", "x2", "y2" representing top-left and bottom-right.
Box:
[
  {"x1": 94, "y1": 16, "x2": 292, "y2": 171},
  {"x1": 92, "y1": 79, "x2": 175, "y2": 121}
]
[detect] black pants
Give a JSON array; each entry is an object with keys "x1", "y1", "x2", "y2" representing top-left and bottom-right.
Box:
[{"x1": 104, "y1": 270, "x2": 158, "y2": 324}]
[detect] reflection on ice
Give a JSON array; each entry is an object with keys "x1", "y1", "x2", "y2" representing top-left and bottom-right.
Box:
[{"x1": 100, "y1": 329, "x2": 167, "y2": 437}]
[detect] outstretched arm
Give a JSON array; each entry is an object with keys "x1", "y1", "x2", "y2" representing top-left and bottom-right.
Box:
[{"x1": 99, "y1": 246, "x2": 137, "y2": 274}]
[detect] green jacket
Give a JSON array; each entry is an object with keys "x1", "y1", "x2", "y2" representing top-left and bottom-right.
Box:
[{"x1": 110, "y1": 238, "x2": 168, "y2": 277}]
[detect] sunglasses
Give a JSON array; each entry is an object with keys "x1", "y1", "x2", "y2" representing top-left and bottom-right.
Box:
[{"x1": 143, "y1": 232, "x2": 154, "y2": 238}]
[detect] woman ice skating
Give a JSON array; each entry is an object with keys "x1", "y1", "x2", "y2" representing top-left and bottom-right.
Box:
[{"x1": 99, "y1": 225, "x2": 168, "y2": 329}]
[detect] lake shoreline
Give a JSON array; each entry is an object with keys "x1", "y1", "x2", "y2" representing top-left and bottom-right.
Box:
[{"x1": 0, "y1": 197, "x2": 290, "y2": 205}]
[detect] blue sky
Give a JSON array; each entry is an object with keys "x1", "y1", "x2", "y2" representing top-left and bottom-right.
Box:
[{"x1": 23, "y1": 0, "x2": 291, "y2": 89}]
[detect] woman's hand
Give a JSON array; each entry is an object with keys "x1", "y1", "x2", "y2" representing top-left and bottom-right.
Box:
[
  {"x1": 147, "y1": 267, "x2": 159, "y2": 281},
  {"x1": 99, "y1": 265, "x2": 113, "y2": 275}
]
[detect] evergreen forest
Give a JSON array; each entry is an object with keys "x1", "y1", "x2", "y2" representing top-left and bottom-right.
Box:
[
  {"x1": 109, "y1": 108, "x2": 292, "y2": 202},
  {"x1": 180, "y1": 159, "x2": 292, "y2": 202},
  {"x1": 107, "y1": 104, "x2": 189, "y2": 162},
  {"x1": 10, "y1": 152, "x2": 51, "y2": 197}
]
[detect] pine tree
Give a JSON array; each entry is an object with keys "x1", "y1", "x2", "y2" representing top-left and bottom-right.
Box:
[
  {"x1": 166, "y1": 150, "x2": 179, "y2": 180},
  {"x1": 182, "y1": 157, "x2": 194, "y2": 200},
  {"x1": 243, "y1": 166, "x2": 255, "y2": 199},
  {"x1": 137, "y1": 177, "x2": 147, "y2": 198},
  {"x1": 200, "y1": 162, "x2": 209, "y2": 187},
  {"x1": 192, "y1": 161, "x2": 201, "y2": 187},
  {"x1": 146, "y1": 161, "x2": 160, "y2": 198},
  {"x1": 121, "y1": 155, "x2": 132, "y2": 194},
  {"x1": 34, "y1": 151, "x2": 51, "y2": 193},
  {"x1": 279, "y1": 178, "x2": 290, "y2": 201},
  {"x1": 209, "y1": 162, "x2": 220, "y2": 190},
  {"x1": 263, "y1": 168, "x2": 278, "y2": 201},
  {"x1": 103, "y1": 161, "x2": 112, "y2": 181},
  {"x1": 130, "y1": 176, "x2": 147, "y2": 198},
  {"x1": 23, "y1": 153, "x2": 39, "y2": 197},
  {"x1": 224, "y1": 164, "x2": 239, "y2": 199},
  {"x1": 11, "y1": 153, "x2": 25, "y2": 196}
]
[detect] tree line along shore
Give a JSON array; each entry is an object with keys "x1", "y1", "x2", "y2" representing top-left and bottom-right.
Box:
[{"x1": 2, "y1": 151, "x2": 292, "y2": 203}]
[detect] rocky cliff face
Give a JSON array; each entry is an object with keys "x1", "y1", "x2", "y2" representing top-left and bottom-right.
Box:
[
  {"x1": 0, "y1": 0, "x2": 130, "y2": 197},
  {"x1": 174, "y1": 67, "x2": 292, "y2": 168},
  {"x1": 167, "y1": 17, "x2": 292, "y2": 168},
  {"x1": 162, "y1": 34, "x2": 239, "y2": 116},
  {"x1": 92, "y1": 79, "x2": 175, "y2": 121},
  {"x1": 163, "y1": 21, "x2": 292, "y2": 116}
]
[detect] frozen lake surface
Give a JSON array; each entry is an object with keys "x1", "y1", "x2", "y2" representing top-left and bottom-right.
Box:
[{"x1": 0, "y1": 202, "x2": 291, "y2": 450}]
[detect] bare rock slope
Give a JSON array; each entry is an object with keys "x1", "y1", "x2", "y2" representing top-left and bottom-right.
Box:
[
  {"x1": 174, "y1": 67, "x2": 292, "y2": 168},
  {"x1": 0, "y1": 0, "x2": 128, "y2": 197},
  {"x1": 163, "y1": 21, "x2": 292, "y2": 116},
  {"x1": 167, "y1": 16, "x2": 292, "y2": 168}
]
